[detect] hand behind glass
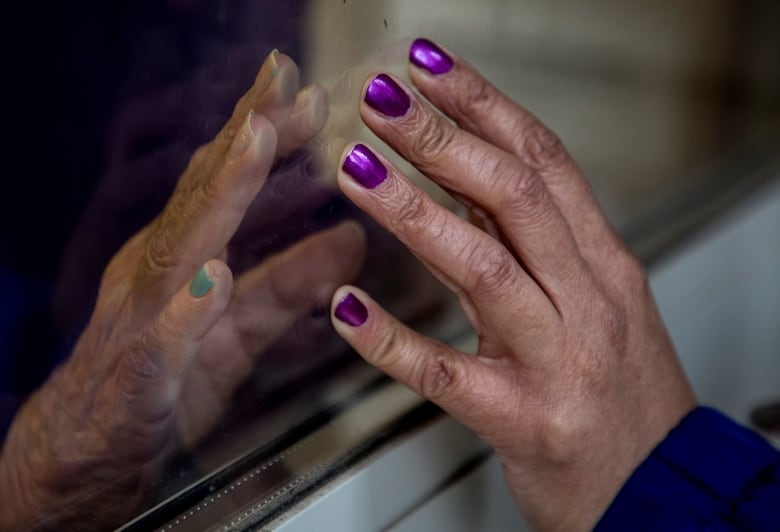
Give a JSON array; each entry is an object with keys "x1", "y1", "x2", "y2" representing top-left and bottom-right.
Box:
[
  {"x1": 53, "y1": 42, "x2": 334, "y2": 339},
  {"x1": 0, "y1": 52, "x2": 365, "y2": 531}
]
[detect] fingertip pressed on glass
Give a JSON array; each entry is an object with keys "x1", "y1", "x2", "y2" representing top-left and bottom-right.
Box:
[
  {"x1": 342, "y1": 144, "x2": 388, "y2": 189},
  {"x1": 334, "y1": 292, "x2": 368, "y2": 327},
  {"x1": 364, "y1": 73, "x2": 411, "y2": 118},
  {"x1": 409, "y1": 38, "x2": 454, "y2": 75}
]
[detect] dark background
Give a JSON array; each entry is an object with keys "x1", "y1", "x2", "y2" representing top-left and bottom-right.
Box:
[{"x1": 0, "y1": 0, "x2": 308, "y2": 433}]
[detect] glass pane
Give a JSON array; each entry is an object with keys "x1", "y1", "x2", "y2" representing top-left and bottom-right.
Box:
[{"x1": 1, "y1": 0, "x2": 778, "y2": 529}]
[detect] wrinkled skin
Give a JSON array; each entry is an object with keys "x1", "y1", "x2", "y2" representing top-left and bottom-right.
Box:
[
  {"x1": 331, "y1": 41, "x2": 696, "y2": 531},
  {"x1": 0, "y1": 52, "x2": 366, "y2": 531},
  {"x1": 53, "y1": 41, "x2": 335, "y2": 339}
]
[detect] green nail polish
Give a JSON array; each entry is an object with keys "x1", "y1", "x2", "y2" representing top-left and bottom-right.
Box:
[
  {"x1": 189, "y1": 266, "x2": 215, "y2": 298},
  {"x1": 269, "y1": 49, "x2": 279, "y2": 80}
]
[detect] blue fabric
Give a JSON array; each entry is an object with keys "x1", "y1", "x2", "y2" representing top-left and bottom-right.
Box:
[{"x1": 596, "y1": 407, "x2": 780, "y2": 531}]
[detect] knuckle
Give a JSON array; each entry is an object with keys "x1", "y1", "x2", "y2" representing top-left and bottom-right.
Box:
[
  {"x1": 410, "y1": 114, "x2": 457, "y2": 163},
  {"x1": 121, "y1": 334, "x2": 164, "y2": 390},
  {"x1": 142, "y1": 226, "x2": 178, "y2": 277},
  {"x1": 455, "y1": 74, "x2": 495, "y2": 119},
  {"x1": 119, "y1": 313, "x2": 186, "y2": 390},
  {"x1": 368, "y1": 321, "x2": 405, "y2": 369},
  {"x1": 116, "y1": 334, "x2": 177, "y2": 443},
  {"x1": 141, "y1": 221, "x2": 180, "y2": 278},
  {"x1": 591, "y1": 294, "x2": 629, "y2": 355},
  {"x1": 395, "y1": 191, "x2": 427, "y2": 226},
  {"x1": 418, "y1": 353, "x2": 458, "y2": 401},
  {"x1": 499, "y1": 167, "x2": 554, "y2": 230},
  {"x1": 602, "y1": 247, "x2": 650, "y2": 300},
  {"x1": 535, "y1": 407, "x2": 588, "y2": 463},
  {"x1": 521, "y1": 120, "x2": 567, "y2": 170},
  {"x1": 477, "y1": 151, "x2": 512, "y2": 184},
  {"x1": 619, "y1": 252, "x2": 649, "y2": 291},
  {"x1": 503, "y1": 165, "x2": 548, "y2": 213},
  {"x1": 388, "y1": 182, "x2": 437, "y2": 235},
  {"x1": 462, "y1": 243, "x2": 518, "y2": 295},
  {"x1": 137, "y1": 172, "x2": 224, "y2": 281}
]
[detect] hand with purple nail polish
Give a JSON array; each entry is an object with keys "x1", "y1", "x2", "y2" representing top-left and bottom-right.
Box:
[
  {"x1": 331, "y1": 38, "x2": 700, "y2": 531},
  {"x1": 0, "y1": 51, "x2": 366, "y2": 531}
]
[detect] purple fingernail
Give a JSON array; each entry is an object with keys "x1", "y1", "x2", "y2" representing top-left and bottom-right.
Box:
[
  {"x1": 342, "y1": 144, "x2": 388, "y2": 189},
  {"x1": 410, "y1": 38, "x2": 454, "y2": 75},
  {"x1": 335, "y1": 293, "x2": 368, "y2": 327},
  {"x1": 365, "y1": 74, "x2": 411, "y2": 118}
]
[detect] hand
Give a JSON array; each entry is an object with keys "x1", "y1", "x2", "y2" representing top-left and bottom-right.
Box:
[
  {"x1": 53, "y1": 44, "x2": 333, "y2": 338},
  {"x1": 330, "y1": 39, "x2": 696, "y2": 531},
  {"x1": 0, "y1": 51, "x2": 365, "y2": 531}
]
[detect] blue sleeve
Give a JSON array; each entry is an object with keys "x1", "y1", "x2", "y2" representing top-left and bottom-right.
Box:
[{"x1": 595, "y1": 407, "x2": 780, "y2": 531}]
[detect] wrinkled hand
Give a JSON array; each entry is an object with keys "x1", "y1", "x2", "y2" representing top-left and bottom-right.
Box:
[
  {"x1": 53, "y1": 44, "x2": 333, "y2": 338},
  {"x1": 0, "y1": 51, "x2": 365, "y2": 531},
  {"x1": 331, "y1": 39, "x2": 696, "y2": 531}
]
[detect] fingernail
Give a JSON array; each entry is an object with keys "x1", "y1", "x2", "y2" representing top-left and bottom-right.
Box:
[
  {"x1": 189, "y1": 266, "x2": 215, "y2": 298},
  {"x1": 227, "y1": 110, "x2": 256, "y2": 162},
  {"x1": 335, "y1": 293, "x2": 368, "y2": 327},
  {"x1": 249, "y1": 49, "x2": 279, "y2": 99},
  {"x1": 268, "y1": 49, "x2": 279, "y2": 80},
  {"x1": 410, "y1": 38, "x2": 454, "y2": 75},
  {"x1": 342, "y1": 144, "x2": 387, "y2": 189},
  {"x1": 261, "y1": 49, "x2": 279, "y2": 84},
  {"x1": 365, "y1": 74, "x2": 411, "y2": 118}
]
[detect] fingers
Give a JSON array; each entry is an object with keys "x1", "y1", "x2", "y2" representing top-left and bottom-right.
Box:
[
  {"x1": 330, "y1": 286, "x2": 513, "y2": 430},
  {"x1": 407, "y1": 38, "x2": 621, "y2": 258},
  {"x1": 136, "y1": 51, "x2": 324, "y2": 300},
  {"x1": 356, "y1": 72, "x2": 586, "y2": 299},
  {"x1": 166, "y1": 222, "x2": 366, "y2": 448},
  {"x1": 276, "y1": 84, "x2": 330, "y2": 157},
  {"x1": 138, "y1": 111, "x2": 277, "y2": 298},
  {"x1": 114, "y1": 50, "x2": 315, "y2": 165},
  {"x1": 338, "y1": 142, "x2": 557, "y2": 341},
  {"x1": 230, "y1": 221, "x2": 367, "y2": 357},
  {"x1": 211, "y1": 50, "x2": 298, "y2": 159},
  {"x1": 118, "y1": 260, "x2": 233, "y2": 422},
  {"x1": 248, "y1": 53, "x2": 300, "y2": 142}
]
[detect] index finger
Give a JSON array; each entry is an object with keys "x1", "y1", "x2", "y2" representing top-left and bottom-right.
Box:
[
  {"x1": 134, "y1": 52, "x2": 298, "y2": 299},
  {"x1": 137, "y1": 111, "x2": 278, "y2": 301}
]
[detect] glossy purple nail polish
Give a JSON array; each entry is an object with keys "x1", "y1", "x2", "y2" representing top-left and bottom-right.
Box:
[
  {"x1": 335, "y1": 293, "x2": 368, "y2": 327},
  {"x1": 342, "y1": 144, "x2": 388, "y2": 189},
  {"x1": 410, "y1": 38, "x2": 454, "y2": 75},
  {"x1": 365, "y1": 74, "x2": 411, "y2": 118}
]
